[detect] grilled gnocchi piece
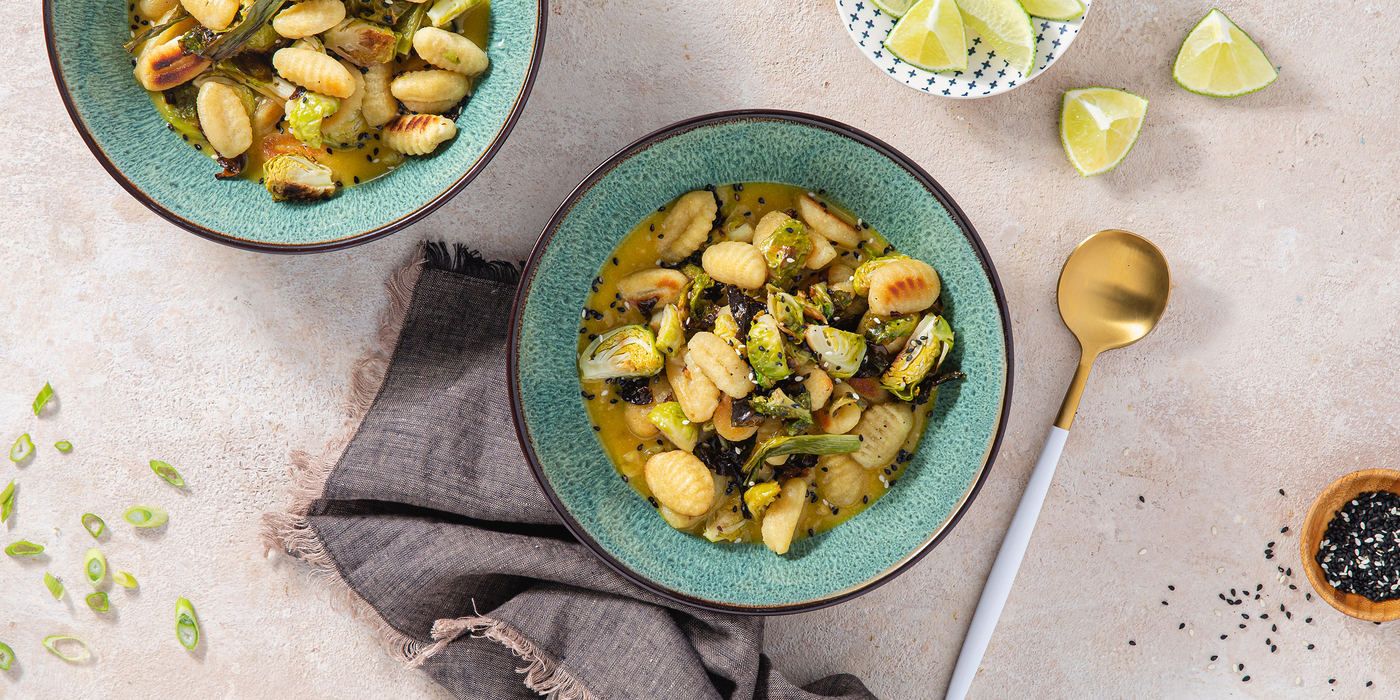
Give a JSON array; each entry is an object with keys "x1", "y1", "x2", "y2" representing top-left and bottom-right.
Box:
[
  {"x1": 701, "y1": 241, "x2": 766, "y2": 290},
  {"x1": 196, "y1": 82, "x2": 252, "y2": 158},
  {"x1": 796, "y1": 192, "x2": 861, "y2": 248},
  {"x1": 761, "y1": 478, "x2": 808, "y2": 554},
  {"x1": 658, "y1": 190, "x2": 718, "y2": 263},
  {"x1": 272, "y1": 48, "x2": 357, "y2": 98},
  {"x1": 360, "y1": 62, "x2": 399, "y2": 127},
  {"x1": 382, "y1": 114, "x2": 457, "y2": 155},
  {"x1": 273, "y1": 0, "x2": 348, "y2": 39},
  {"x1": 134, "y1": 17, "x2": 212, "y2": 91},
  {"x1": 181, "y1": 0, "x2": 239, "y2": 31},
  {"x1": 644, "y1": 451, "x2": 716, "y2": 517},
  {"x1": 815, "y1": 382, "x2": 863, "y2": 434},
  {"x1": 686, "y1": 332, "x2": 756, "y2": 399},
  {"x1": 138, "y1": 0, "x2": 180, "y2": 20},
  {"x1": 617, "y1": 268, "x2": 688, "y2": 308},
  {"x1": 805, "y1": 230, "x2": 838, "y2": 269},
  {"x1": 413, "y1": 27, "x2": 490, "y2": 76},
  {"x1": 391, "y1": 70, "x2": 471, "y2": 114},
  {"x1": 851, "y1": 403, "x2": 914, "y2": 468},
  {"x1": 867, "y1": 259, "x2": 941, "y2": 316}
]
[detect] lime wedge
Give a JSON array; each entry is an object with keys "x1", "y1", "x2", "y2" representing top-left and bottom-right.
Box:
[
  {"x1": 1173, "y1": 9, "x2": 1277, "y2": 97},
  {"x1": 957, "y1": 0, "x2": 1035, "y2": 76},
  {"x1": 871, "y1": 0, "x2": 919, "y2": 20},
  {"x1": 1018, "y1": 0, "x2": 1084, "y2": 21},
  {"x1": 1060, "y1": 87, "x2": 1148, "y2": 177},
  {"x1": 885, "y1": 0, "x2": 968, "y2": 72}
]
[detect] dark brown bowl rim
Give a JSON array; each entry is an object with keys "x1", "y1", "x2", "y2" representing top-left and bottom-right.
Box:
[
  {"x1": 507, "y1": 109, "x2": 1016, "y2": 615},
  {"x1": 43, "y1": 0, "x2": 547, "y2": 255}
]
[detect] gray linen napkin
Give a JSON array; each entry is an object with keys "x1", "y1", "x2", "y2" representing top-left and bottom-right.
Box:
[{"x1": 262, "y1": 243, "x2": 880, "y2": 700}]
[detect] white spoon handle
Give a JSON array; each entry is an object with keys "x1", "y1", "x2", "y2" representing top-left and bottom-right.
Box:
[{"x1": 945, "y1": 426, "x2": 1069, "y2": 700}]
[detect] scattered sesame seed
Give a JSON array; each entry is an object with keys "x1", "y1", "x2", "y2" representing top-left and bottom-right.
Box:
[{"x1": 1128, "y1": 640, "x2": 1135, "y2": 646}]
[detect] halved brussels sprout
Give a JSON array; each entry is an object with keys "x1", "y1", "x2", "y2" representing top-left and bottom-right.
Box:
[
  {"x1": 804, "y1": 325, "x2": 867, "y2": 379},
  {"x1": 684, "y1": 270, "x2": 714, "y2": 321},
  {"x1": 578, "y1": 325, "x2": 665, "y2": 380},
  {"x1": 746, "y1": 313, "x2": 792, "y2": 388},
  {"x1": 758, "y1": 218, "x2": 813, "y2": 287},
  {"x1": 859, "y1": 312, "x2": 919, "y2": 345},
  {"x1": 767, "y1": 289, "x2": 806, "y2": 336},
  {"x1": 801, "y1": 283, "x2": 835, "y2": 323},
  {"x1": 879, "y1": 315, "x2": 954, "y2": 400},
  {"x1": 646, "y1": 402, "x2": 700, "y2": 452},
  {"x1": 722, "y1": 212, "x2": 754, "y2": 242},
  {"x1": 743, "y1": 481, "x2": 781, "y2": 516},
  {"x1": 652, "y1": 304, "x2": 684, "y2": 357},
  {"x1": 712, "y1": 306, "x2": 744, "y2": 353},
  {"x1": 749, "y1": 388, "x2": 813, "y2": 434},
  {"x1": 851, "y1": 253, "x2": 911, "y2": 296}
]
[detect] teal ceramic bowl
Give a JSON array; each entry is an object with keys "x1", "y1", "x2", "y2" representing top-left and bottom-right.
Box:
[
  {"x1": 44, "y1": 0, "x2": 545, "y2": 253},
  {"x1": 510, "y1": 111, "x2": 1014, "y2": 614}
]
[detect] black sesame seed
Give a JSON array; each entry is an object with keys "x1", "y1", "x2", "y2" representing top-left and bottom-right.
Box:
[
  {"x1": 1330, "y1": 679, "x2": 1336, "y2": 684},
  {"x1": 1139, "y1": 495, "x2": 1145, "y2": 502},
  {"x1": 1256, "y1": 584, "x2": 1262, "y2": 591},
  {"x1": 1281, "y1": 526, "x2": 1290, "y2": 533},
  {"x1": 1368, "y1": 681, "x2": 1373, "y2": 687},
  {"x1": 1221, "y1": 635, "x2": 1228, "y2": 639},
  {"x1": 807, "y1": 529, "x2": 814, "y2": 536},
  {"x1": 353, "y1": 176, "x2": 360, "y2": 184},
  {"x1": 758, "y1": 198, "x2": 765, "y2": 204},
  {"x1": 863, "y1": 495, "x2": 868, "y2": 504},
  {"x1": 1305, "y1": 617, "x2": 1312, "y2": 623},
  {"x1": 1239, "y1": 624, "x2": 1246, "y2": 628},
  {"x1": 1271, "y1": 624, "x2": 1276, "y2": 632},
  {"x1": 1242, "y1": 676, "x2": 1250, "y2": 682},
  {"x1": 1280, "y1": 489, "x2": 1286, "y2": 495},
  {"x1": 1260, "y1": 614, "x2": 1268, "y2": 619},
  {"x1": 1241, "y1": 614, "x2": 1249, "y2": 619},
  {"x1": 592, "y1": 426, "x2": 600, "y2": 431},
  {"x1": 1307, "y1": 593, "x2": 1313, "y2": 601},
  {"x1": 1287, "y1": 611, "x2": 1292, "y2": 619},
  {"x1": 1168, "y1": 585, "x2": 1175, "y2": 591},
  {"x1": 1128, "y1": 640, "x2": 1135, "y2": 646},
  {"x1": 1210, "y1": 655, "x2": 1218, "y2": 661},
  {"x1": 1162, "y1": 601, "x2": 1168, "y2": 606},
  {"x1": 1307, "y1": 644, "x2": 1314, "y2": 649},
  {"x1": 1178, "y1": 623, "x2": 1185, "y2": 629}
]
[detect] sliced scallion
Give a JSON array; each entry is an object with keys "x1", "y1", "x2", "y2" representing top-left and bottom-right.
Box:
[
  {"x1": 82, "y1": 513, "x2": 105, "y2": 538},
  {"x1": 54, "y1": 440, "x2": 73, "y2": 452},
  {"x1": 0, "y1": 641, "x2": 12, "y2": 670},
  {"x1": 123, "y1": 506, "x2": 168, "y2": 528},
  {"x1": 43, "y1": 572, "x2": 64, "y2": 600},
  {"x1": 6, "y1": 541, "x2": 44, "y2": 556},
  {"x1": 86, "y1": 591, "x2": 109, "y2": 611},
  {"x1": 32, "y1": 382, "x2": 54, "y2": 415},
  {"x1": 9, "y1": 434, "x2": 34, "y2": 463},
  {"x1": 84, "y1": 548, "x2": 107, "y2": 586},
  {"x1": 0, "y1": 479, "x2": 13, "y2": 521},
  {"x1": 150, "y1": 461, "x2": 185, "y2": 487},
  {"x1": 112, "y1": 571, "x2": 139, "y2": 589},
  {"x1": 41, "y1": 635, "x2": 89, "y2": 662},
  {"x1": 175, "y1": 597, "x2": 200, "y2": 650}
]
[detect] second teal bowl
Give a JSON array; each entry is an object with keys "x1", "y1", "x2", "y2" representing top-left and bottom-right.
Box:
[{"x1": 510, "y1": 110, "x2": 1014, "y2": 614}]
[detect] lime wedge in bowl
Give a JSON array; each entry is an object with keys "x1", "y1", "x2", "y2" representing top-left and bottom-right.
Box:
[
  {"x1": 1018, "y1": 0, "x2": 1085, "y2": 21},
  {"x1": 871, "y1": 0, "x2": 919, "y2": 20},
  {"x1": 1060, "y1": 87, "x2": 1148, "y2": 177},
  {"x1": 885, "y1": 0, "x2": 967, "y2": 72},
  {"x1": 1173, "y1": 8, "x2": 1277, "y2": 97},
  {"x1": 956, "y1": 0, "x2": 1035, "y2": 76}
]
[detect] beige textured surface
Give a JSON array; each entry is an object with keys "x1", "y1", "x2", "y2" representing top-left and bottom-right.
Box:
[{"x1": 4, "y1": 0, "x2": 1399, "y2": 697}]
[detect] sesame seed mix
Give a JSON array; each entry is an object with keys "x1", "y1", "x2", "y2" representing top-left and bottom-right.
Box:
[{"x1": 1316, "y1": 490, "x2": 1400, "y2": 602}]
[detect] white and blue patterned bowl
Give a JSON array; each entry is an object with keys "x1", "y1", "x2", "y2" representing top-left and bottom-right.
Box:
[
  {"x1": 44, "y1": 0, "x2": 545, "y2": 252},
  {"x1": 838, "y1": 0, "x2": 1090, "y2": 98},
  {"x1": 510, "y1": 110, "x2": 1015, "y2": 614}
]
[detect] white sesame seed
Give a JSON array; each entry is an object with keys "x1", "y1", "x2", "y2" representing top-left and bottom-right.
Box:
[
  {"x1": 1207, "y1": 664, "x2": 1214, "y2": 670},
  {"x1": 1214, "y1": 610, "x2": 1221, "y2": 617},
  {"x1": 1218, "y1": 567, "x2": 1225, "y2": 573},
  {"x1": 1212, "y1": 526, "x2": 1217, "y2": 535},
  {"x1": 1138, "y1": 548, "x2": 1147, "y2": 556}
]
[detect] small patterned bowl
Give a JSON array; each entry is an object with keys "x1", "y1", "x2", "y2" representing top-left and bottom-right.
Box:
[
  {"x1": 510, "y1": 110, "x2": 1015, "y2": 614},
  {"x1": 838, "y1": 0, "x2": 1090, "y2": 98},
  {"x1": 43, "y1": 0, "x2": 546, "y2": 253}
]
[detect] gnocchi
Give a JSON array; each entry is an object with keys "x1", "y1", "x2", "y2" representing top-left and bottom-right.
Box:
[
  {"x1": 866, "y1": 259, "x2": 942, "y2": 316},
  {"x1": 273, "y1": 48, "x2": 357, "y2": 99},
  {"x1": 181, "y1": 0, "x2": 238, "y2": 31},
  {"x1": 414, "y1": 27, "x2": 490, "y2": 76},
  {"x1": 195, "y1": 82, "x2": 252, "y2": 159},
  {"x1": 578, "y1": 184, "x2": 963, "y2": 552},
  {"x1": 360, "y1": 63, "x2": 400, "y2": 128},
  {"x1": 382, "y1": 114, "x2": 457, "y2": 156},
  {"x1": 391, "y1": 70, "x2": 471, "y2": 115},
  {"x1": 134, "y1": 17, "x2": 211, "y2": 91},
  {"x1": 272, "y1": 0, "x2": 347, "y2": 40}
]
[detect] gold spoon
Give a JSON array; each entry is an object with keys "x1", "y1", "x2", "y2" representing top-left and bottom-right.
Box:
[{"x1": 946, "y1": 230, "x2": 1171, "y2": 700}]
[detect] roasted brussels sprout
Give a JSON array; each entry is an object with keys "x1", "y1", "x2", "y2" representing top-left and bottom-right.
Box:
[
  {"x1": 859, "y1": 312, "x2": 919, "y2": 345},
  {"x1": 851, "y1": 253, "x2": 911, "y2": 296},
  {"x1": 879, "y1": 315, "x2": 954, "y2": 400},
  {"x1": 322, "y1": 18, "x2": 397, "y2": 67},
  {"x1": 803, "y1": 325, "x2": 867, "y2": 379},
  {"x1": 801, "y1": 283, "x2": 835, "y2": 323},
  {"x1": 652, "y1": 304, "x2": 684, "y2": 357},
  {"x1": 749, "y1": 388, "x2": 813, "y2": 434},
  {"x1": 647, "y1": 402, "x2": 699, "y2": 452},
  {"x1": 767, "y1": 289, "x2": 806, "y2": 337},
  {"x1": 578, "y1": 325, "x2": 665, "y2": 380},
  {"x1": 284, "y1": 90, "x2": 340, "y2": 147},
  {"x1": 746, "y1": 313, "x2": 792, "y2": 388},
  {"x1": 684, "y1": 270, "x2": 714, "y2": 321},
  {"x1": 757, "y1": 218, "x2": 813, "y2": 287},
  {"x1": 743, "y1": 482, "x2": 781, "y2": 516},
  {"x1": 262, "y1": 154, "x2": 336, "y2": 201}
]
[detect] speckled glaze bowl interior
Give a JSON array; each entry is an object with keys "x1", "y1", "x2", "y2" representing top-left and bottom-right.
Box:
[
  {"x1": 44, "y1": 0, "x2": 545, "y2": 252},
  {"x1": 510, "y1": 110, "x2": 1014, "y2": 614}
]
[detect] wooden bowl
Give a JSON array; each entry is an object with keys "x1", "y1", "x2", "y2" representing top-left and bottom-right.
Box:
[{"x1": 1300, "y1": 468, "x2": 1400, "y2": 622}]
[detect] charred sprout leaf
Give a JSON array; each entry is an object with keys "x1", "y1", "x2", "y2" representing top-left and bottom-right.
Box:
[
  {"x1": 679, "y1": 263, "x2": 705, "y2": 281},
  {"x1": 124, "y1": 9, "x2": 190, "y2": 53},
  {"x1": 578, "y1": 325, "x2": 665, "y2": 380},
  {"x1": 151, "y1": 83, "x2": 215, "y2": 157},
  {"x1": 652, "y1": 304, "x2": 684, "y2": 358},
  {"x1": 0, "y1": 479, "x2": 12, "y2": 521},
  {"x1": 767, "y1": 290, "x2": 806, "y2": 337},
  {"x1": 860, "y1": 312, "x2": 919, "y2": 345},
  {"x1": 86, "y1": 591, "x2": 110, "y2": 612},
  {"x1": 9, "y1": 434, "x2": 34, "y2": 463},
  {"x1": 6, "y1": 541, "x2": 43, "y2": 556},
  {"x1": 725, "y1": 285, "x2": 766, "y2": 340},
  {"x1": 609, "y1": 377, "x2": 653, "y2": 406},
  {"x1": 54, "y1": 441, "x2": 73, "y2": 452},
  {"x1": 196, "y1": 0, "x2": 288, "y2": 61},
  {"x1": 851, "y1": 254, "x2": 912, "y2": 296},
  {"x1": 758, "y1": 218, "x2": 813, "y2": 287},
  {"x1": 646, "y1": 403, "x2": 698, "y2": 452},
  {"x1": 123, "y1": 506, "x2": 169, "y2": 528},
  {"x1": 880, "y1": 315, "x2": 953, "y2": 400},
  {"x1": 693, "y1": 435, "x2": 746, "y2": 482},
  {"x1": 84, "y1": 549, "x2": 107, "y2": 586},
  {"x1": 427, "y1": 0, "x2": 482, "y2": 27},
  {"x1": 684, "y1": 271, "x2": 714, "y2": 322},
  {"x1": 801, "y1": 284, "x2": 835, "y2": 323},
  {"x1": 322, "y1": 18, "x2": 397, "y2": 66},
  {"x1": 746, "y1": 314, "x2": 791, "y2": 388},
  {"x1": 393, "y1": 2, "x2": 429, "y2": 56},
  {"x1": 179, "y1": 25, "x2": 219, "y2": 55},
  {"x1": 741, "y1": 435, "x2": 862, "y2": 484},
  {"x1": 913, "y1": 371, "x2": 967, "y2": 405},
  {"x1": 729, "y1": 398, "x2": 766, "y2": 428},
  {"x1": 852, "y1": 342, "x2": 892, "y2": 379},
  {"x1": 749, "y1": 389, "x2": 813, "y2": 434},
  {"x1": 43, "y1": 572, "x2": 64, "y2": 600},
  {"x1": 150, "y1": 461, "x2": 186, "y2": 488},
  {"x1": 32, "y1": 382, "x2": 54, "y2": 415},
  {"x1": 82, "y1": 513, "x2": 105, "y2": 538},
  {"x1": 42, "y1": 635, "x2": 89, "y2": 662},
  {"x1": 743, "y1": 482, "x2": 781, "y2": 516},
  {"x1": 0, "y1": 641, "x2": 12, "y2": 670},
  {"x1": 263, "y1": 154, "x2": 337, "y2": 202},
  {"x1": 285, "y1": 91, "x2": 340, "y2": 146},
  {"x1": 804, "y1": 326, "x2": 866, "y2": 379},
  {"x1": 176, "y1": 598, "x2": 200, "y2": 650},
  {"x1": 113, "y1": 571, "x2": 139, "y2": 589},
  {"x1": 215, "y1": 153, "x2": 247, "y2": 180}
]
